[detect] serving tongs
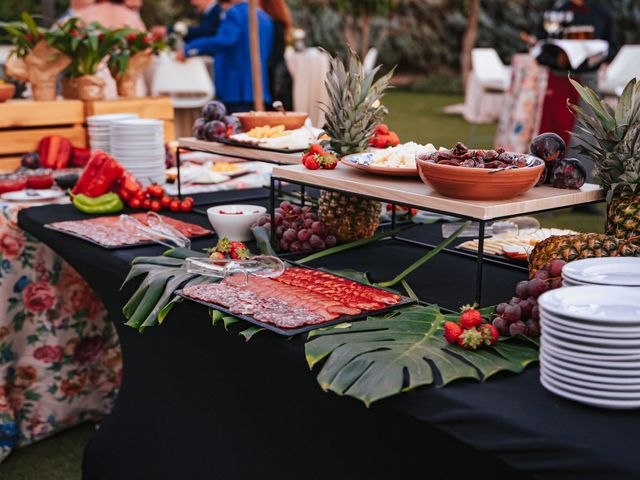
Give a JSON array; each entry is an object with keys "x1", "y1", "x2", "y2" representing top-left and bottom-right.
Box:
[
  {"x1": 488, "y1": 155, "x2": 539, "y2": 174},
  {"x1": 185, "y1": 255, "x2": 285, "y2": 286},
  {"x1": 119, "y1": 212, "x2": 191, "y2": 249}
]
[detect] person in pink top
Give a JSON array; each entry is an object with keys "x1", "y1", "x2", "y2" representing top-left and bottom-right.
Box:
[{"x1": 76, "y1": 0, "x2": 146, "y2": 31}]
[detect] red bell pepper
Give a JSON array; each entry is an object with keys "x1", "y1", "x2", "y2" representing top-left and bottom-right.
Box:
[
  {"x1": 38, "y1": 135, "x2": 72, "y2": 169},
  {"x1": 69, "y1": 146, "x2": 91, "y2": 168},
  {"x1": 72, "y1": 150, "x2": 125, "y2": 197}
]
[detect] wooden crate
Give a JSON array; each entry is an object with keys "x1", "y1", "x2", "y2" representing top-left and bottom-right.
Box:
[
  {"x1": 0, "y1": 100, "x2": 86, "y2": 173},
  {"x1": 84, "y1": 96, "x2": 175, "y2": 143}
]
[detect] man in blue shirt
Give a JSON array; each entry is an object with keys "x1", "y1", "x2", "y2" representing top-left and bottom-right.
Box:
[
  {"x1": 152, "y1": 0, "x2": 226, "y2": 43},
  {"x1": 178, "y1": 1, "x2": 274, "y2": 112}
]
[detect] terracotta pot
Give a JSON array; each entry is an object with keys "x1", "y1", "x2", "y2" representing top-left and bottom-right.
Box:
[
  {"x1": 0, "y1": 84, "x2": 16, "y2": 102},
  {"x1": 116, "y1": 50, "x2": 153, "y2": 98},
  {"x1": 416, "y1": 155, "x2": 545, "y2": 201},
  {"x1": 61, "y1": 77, "x2": 79, "y2": 100},
  {"x1": 76, "y1": 75, "x2": 106, "y2": 101},
  {"x1": 233, "y1": 111, "x2": 309, "y2": 131}
]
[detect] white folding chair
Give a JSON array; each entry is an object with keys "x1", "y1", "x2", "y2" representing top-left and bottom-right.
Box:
[
  {"x1": 599, "y1": 45, "x2": 640, "y2": 97},
  {"x1": 363, "y1": 48, "x2": 378, "y2": 73}
]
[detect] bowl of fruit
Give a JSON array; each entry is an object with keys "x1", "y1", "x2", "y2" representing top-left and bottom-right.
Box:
[
  {"x1": 207, "y1": 205, "x2": 267, "y2": 242},
  {"x1": 233, "y1": 111, "x2": 309, "y2": 131},
  {"x1": 416, "y1": 143, "x2": 545, "y2": 201}
]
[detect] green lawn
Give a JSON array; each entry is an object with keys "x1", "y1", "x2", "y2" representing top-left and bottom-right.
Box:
[
  {"x1": 385, "y1": 90, "x2": 496, "y2": 149},
  {"x1": 0, "y1": 91, "x2": 604, "y2": 480}
]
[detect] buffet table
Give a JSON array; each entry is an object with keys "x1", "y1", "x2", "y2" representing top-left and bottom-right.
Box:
[{"x1": 16, "y1": 190, "x2": 640, "y2": 480}]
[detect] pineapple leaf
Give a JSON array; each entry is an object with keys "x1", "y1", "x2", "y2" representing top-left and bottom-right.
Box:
[{"x1": 570, "y1": 78, "x2": 616, "y2": 132}]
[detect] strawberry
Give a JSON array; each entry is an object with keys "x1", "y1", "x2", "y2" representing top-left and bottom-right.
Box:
[
  {"x1": 480, "y1": 324, "x2": 499, "y2": 345},
  {"x1": 317, "y1": 154, "x2": 338, "y2": 169},
  {"x1": 208, "y1": 251, "x2": 225, "y2": 260},
  {"x1": 215, "y1": 237, "x2": 232, "y2": 254},
  {"x1": 308, "y1": 144, "x2": 324, "y2": 155},
  {"x1": 457, "y1": 327, "x2": 484, "y2": 350},
  {"x1": 304, "y1": 155, "x2": 320, "y2": 170},
  {"x1": 460, "y1": 307, "x2": 482, "y2": 330},
  {"x1": 389, "y1": 131, "x2": 400, "y2": 147},
  {"x1": 375, "y1": 123, "x2": 390, "y2": 135},
  {"x1": 230, "y1": 245, "x2": 250, "y2": 260},
  {"x1": 374, "y1": 134, "x2": 391, "y2": 148},
  {"x1": 443, "y1": 321, "x2": 463, "y2": 345}
]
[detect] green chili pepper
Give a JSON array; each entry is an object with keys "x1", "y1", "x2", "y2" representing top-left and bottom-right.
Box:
[{"x1": 71, "y1": 191, "x2": 124, "y2": 214}]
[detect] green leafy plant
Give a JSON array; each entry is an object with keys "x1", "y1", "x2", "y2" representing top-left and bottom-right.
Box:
[
  {"x1": 108, "y1": 30, "x2": 166, "y2": 78},
  {"x1": 0, "y1": 12, "x2": 46, "y2": 58},
  {"x1": 305, "y1": 304, "x2": 539, "y2": 405}
]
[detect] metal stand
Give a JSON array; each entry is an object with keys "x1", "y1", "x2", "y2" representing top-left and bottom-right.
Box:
[{"x1": 267, "y1": 175, "x2": 603, "y2": 307}]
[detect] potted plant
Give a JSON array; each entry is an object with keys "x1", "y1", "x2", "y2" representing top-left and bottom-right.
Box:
[
  {"x1": 0, "y1": 12, "x2": 71, "y2": 101},
  {"x1": 108, "y1": 31, "x2": 165, "y2": 98},
  {"x1": 57, "y1": 22, "x2": 126, "y2": 101}
]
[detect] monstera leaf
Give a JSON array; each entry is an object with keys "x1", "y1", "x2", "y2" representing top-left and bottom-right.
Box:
[
  {"x1": 305, "y1": 305, "x2": 539, "y2": 406},
  {"x1": 121, "y1": 248, "x2": 208, "y2": 331}
]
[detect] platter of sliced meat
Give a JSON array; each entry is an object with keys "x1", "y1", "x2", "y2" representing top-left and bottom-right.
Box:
[
  {"x1": 45, "y1": 213, "x2": 212, "y2": 249},
  {"x1": 177, "y1": 267, "x2": 415, "y2": 335}
]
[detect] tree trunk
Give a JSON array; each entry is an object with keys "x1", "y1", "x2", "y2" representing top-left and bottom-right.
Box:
[
  {"x1": 461, "y1": 0, "x2": 480, "y2": 87},
  {"x1": 361, "y1": 10, "x2": 371, "y2": 58},
  {"x1": 249, "y1": 0, "x2": 265, "y2": 111}
]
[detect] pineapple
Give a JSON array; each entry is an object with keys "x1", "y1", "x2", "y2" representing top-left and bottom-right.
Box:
[
  {"x1": 529, "y1": 79, "x2": 640, "y2": 273},
  {"x1": 571, "y1": 78, "x2": 640, "y2": 243},
  {"x1": 529, "y1": 234, "x2": 640, "y2": 276},
  {"x1": 318, "y1": 49, "x2": 394, "y2": 243}
]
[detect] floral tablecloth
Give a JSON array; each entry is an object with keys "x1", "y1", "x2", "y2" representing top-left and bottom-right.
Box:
[{"x1": 0, "y1": 201, "x2": 121, "y2": 462}]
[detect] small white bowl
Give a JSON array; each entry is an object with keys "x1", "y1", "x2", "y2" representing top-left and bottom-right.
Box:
[{"x1": 206, "y1": 204, "x2": 266, "y2": 242}]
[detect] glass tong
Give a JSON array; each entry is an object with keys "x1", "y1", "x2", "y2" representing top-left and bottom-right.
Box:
[
  {"x1": 185, "y1": 256, "x2": 285, "y2": 286},
  {"x1": 119, "y1": 212, "x2": 191, "y2": 249}
]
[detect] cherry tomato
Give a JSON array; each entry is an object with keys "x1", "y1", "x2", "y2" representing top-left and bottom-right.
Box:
[
  {"x1": 128, "y1": 197, "x2": 142, "y2": 209},
  {"x1": 150, "y1": 200, "x2": 162, "y2": 212},
  {"x1": 160, "y1": 195, "x2": 172, "y2": 207},
  {"x1": 142, "y1": 198, "x2": 151, "y2": 210},
  {"x1": 134, "y1": 189, "x2": 147, "y2": 201},
  {"x1": 180, "y1": 200, "x2": 192, "y2": 212},
  {"x1": 118, "y1": 189, "x2": 131, "y2": 202},
  {"x1": 169, "y1": 199, "x2": 181, "y2": 212},
  {"x1": 147, "y1": 183, "x2": 164, "y2": 198}
]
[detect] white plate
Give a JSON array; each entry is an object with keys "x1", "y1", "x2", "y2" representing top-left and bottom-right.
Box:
[
  {"x1": 542, "y1": 321, "x2": 640, "y2": 347},
  {"x1": 541, "y1": 336, "x2": 640, "y2": 361},
  {"x1": 562, "y1": 257, "x2": 640, "y2": 286},
  {"x1": 541, "y1": 368, "x2": 640, "y2": 399},
  {"x1": 538, "y1": 286, "x2": 640, "y2": 322},
  {"x1": 539, "y1": 305, "x2": 640, "y2": 329},
  {"x1": 541, "y1": 310, "x2": 640, "y2": 336},
  {"x1": 542, "y1": 364, "x2": 640, "y2": 392},
  {"x1": 541, "y1": 352, "x2": 640, "y2": 382},
  {"x1": 540, "y1": 374, "x2": 640, "y2": 409},
  {"x1": 541, "y1": 350, "x2": 640, "y2": 377},
  {"x1": 1, "y1": 189, "x2": 65, "y2": 202},
  {"x1": 542, "y1": 342, "x2": 640, "y2": 368},
  {"x1": 541, "y1": 331, "x2": 640, "y2": 356},
  {"x1": 540, "y1": 368, "x2": 640, "y2": 401},
  {"x1": 87, "y1": 113, "x2": 138, "y2": 124}
]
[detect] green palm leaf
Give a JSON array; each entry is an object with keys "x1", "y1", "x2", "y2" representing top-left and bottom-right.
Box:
[{"x1": 305, "y1": 305, "x2": 538, "y2": 406}]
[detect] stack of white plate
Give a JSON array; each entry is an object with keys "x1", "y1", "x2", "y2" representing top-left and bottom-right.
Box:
[
  {"x1": 110, "y1": 118, "x2": 166, "y2": 186},
  {"x1": 562, "y1": 257, "x2": 640, "y2": 287},
  {"x1": 538, "y1": 285, "x2": 640, "y2": 409},
  {"x1": 87, "y1": 113, "x2": 139, "y2": 153}
]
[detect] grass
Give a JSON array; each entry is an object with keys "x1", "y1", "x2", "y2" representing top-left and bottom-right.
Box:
[
  {"x1": 0, "y1": 423, "x2": 94, "y2": 480},
  {"x1": 0, "y1": 91, "x2": 603, "y2": 479}
]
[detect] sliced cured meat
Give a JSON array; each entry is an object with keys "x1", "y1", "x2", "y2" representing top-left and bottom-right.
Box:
[
  {"x1": 48, "y1": 213, "x2": 211, "y2": 248},
  {"x1": 274, "y1": 268, "x2": 401, "y2": 309},
  {"x1": 181, "y1": 283, "x2": 326, "y2": 329},
  {"x1": 230, "y1": 275, "x2": 360, "y2": 320}
]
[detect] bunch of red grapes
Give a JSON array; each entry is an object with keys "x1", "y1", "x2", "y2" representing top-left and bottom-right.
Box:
[
  {"x1": 253, "y1": 201, "x2": 336, "y2": 253},
  {"x1": 492, "y1": 259, "x2": 566, "y2": 337}
]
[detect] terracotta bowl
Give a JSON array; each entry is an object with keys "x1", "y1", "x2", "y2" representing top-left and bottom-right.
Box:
[
  {"x1": 416, "y1": 154, "x2": 545, "y2": 201},
  {"x1": 0, "y1": 84, "x2": 16, "y2": 103},
  {"x1": 233, "y1": 111, "x2": 309, "y2": 131}
]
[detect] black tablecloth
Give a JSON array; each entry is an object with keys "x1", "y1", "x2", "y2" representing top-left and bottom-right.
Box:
[{"x1": 18, "y1": 189, "x2": 640, "y2": 480}]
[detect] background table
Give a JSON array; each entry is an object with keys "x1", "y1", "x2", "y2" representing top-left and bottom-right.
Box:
[
  {"x1": 17, "y1": 190, "x2": 640, "y2": 480},
  {"x1": 0, "y1": 200, "x2": 121, "y2": 463}
]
